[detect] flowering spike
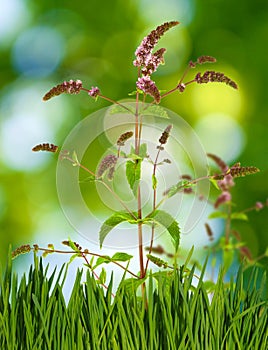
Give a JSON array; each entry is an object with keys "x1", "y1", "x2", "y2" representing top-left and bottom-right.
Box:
[
  {"x1": 32, "y1": 143, "x2": 58, "y2": 153},
  {"x1": 43, "y1": 80, "x2": 83, "y2": 101},
  {"x1": 12, "y1": 244, "x2": 32, "y2": 259},
  {"x1": 146, "y1": 254, "x2": 169, "y2": 268},
  {"x1": 205, "y1": 223, "x2": 214, "y2": 241},
  {"x1": 214, "y1": 191, "x2": 232, "y2": 208},
  {"x1": 207, "y1": 153, "x2": 228, "y2": 172},
  {"x1": 136, "y1": 76, "x2": 161, "y2": 103},
  {"x1": 134, "y1": 21, "x2": 179, "y2": 68},
  {"x1": 229, "y1": 166, "x2": 260, "y2": 178},
  {"x1": 195, "y1": 71, "x2": 238, "y2": 89},
  {"x1": 141, "y1": 48, "x2": 167, "y2": 76},
  {"x1": 159, "y1": 125, "x2": 172, "y2": 145},
  {"x1": 88, "y1": 86, "x2": 100, "y2": 98},
  {"x1": 197, "y1": 55, "x2": 217, "y2": 65},
  {"x1": 117, "y1": 131, "x2": 134, "y2": 146},
  {"x1": 97, "y1": 154, "x2": 118, "y2": 178}
]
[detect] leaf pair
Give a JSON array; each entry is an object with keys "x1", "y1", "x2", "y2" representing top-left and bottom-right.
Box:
[{"x1": 99, "y1": 209, "x2": 180, "y2": 252}]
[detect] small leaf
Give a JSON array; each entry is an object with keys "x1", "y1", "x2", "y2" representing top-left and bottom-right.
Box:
[
  {"x1": 93, "y1": 255, "x2": 112, "y2": 269},
  {"x1": 148, "y1": 210, "x2": 180, "y2": 252},
  {"x1": 164, "y1": 180, "x2": 193, "y2": 198},
  {"x1": 126, "y1": 160, "x2": 141, "y2": 196},
  {"x1": 140, "y1": 105, "x2": 169, "y2": 119},
  {"x1": 209, "y1": 178, "x2": 220, "y2": 190},
  {"x1": 68, "y1": 238, "x2": 81, "y2": 252},
  {"x1": 99, "y1": 211, "x2": 136, "y2": 248},
  {"x1": 108, "y1": 104, "x2": 136, "y2": 115},
  {"x1": 208, "y1": 211, "x2": 227, "y2": 219},
  {"x1": 230, "y1": 212, "x2": 248, "y2": 221},
  {"x1": 152, "y1": 174, "x2": 157, "y2": 190},
  {"x1": 139, "y1": 143, "x2": 147, "y2": 158},
  {"x1": 79, "y1": 174, "x2": 96, "y2": 183},
  {"x1": 72, "y1": 150, "x2": 79, "y2": 166},
  {"x1": 111, "y1": 252, "x2": 133, "y2": 262},
  {"x1": 68, "y1": 253, "x2": 81, "y2": 265}
]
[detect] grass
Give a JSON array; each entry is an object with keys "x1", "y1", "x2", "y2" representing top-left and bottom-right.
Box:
[{"x1": 0, "y1": 255, "x2": 267, "y2": 349}]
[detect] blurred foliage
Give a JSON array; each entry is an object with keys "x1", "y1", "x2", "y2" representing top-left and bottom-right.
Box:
[{"x1": 0, "y1": 0, "x2": 267, "y2": 268}]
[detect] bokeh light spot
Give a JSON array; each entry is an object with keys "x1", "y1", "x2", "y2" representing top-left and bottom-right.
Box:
[
  {"x1": 139, "y1": 0, "x2": 195, "y2": 26},
  {"x1": 0, "y1": 0, "x2": 29, "y2": 45},
  {"x1": 12, "y1": 26, "x2": 65, "y2": 77},
  {"x1": 194, "y1": 113, "x2": 246, "y2": 163}
]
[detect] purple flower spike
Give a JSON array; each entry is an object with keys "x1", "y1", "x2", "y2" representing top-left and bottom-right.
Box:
[
  {"x1": 88, "y1": 86, "x2": 100, "y2": 98},
  {"x1": 136, "y1": 76, "x2": 161, "y2": 103},
  {"x1": 134, "y1": 21, "x2": 179, "y2": 69}
]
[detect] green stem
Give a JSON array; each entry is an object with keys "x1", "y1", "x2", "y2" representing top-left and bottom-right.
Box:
[
  {"x1": 145, "y1": 147, "x2": 161, "y2": 273},
  {"x1": 135, "y1": 90, "x2": 146, "y2": 284}
]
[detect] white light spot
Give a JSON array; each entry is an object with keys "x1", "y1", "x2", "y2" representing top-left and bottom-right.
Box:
[
  {"x1": 12, "y1": 26, "x2": 65, "y2": 77},
  {"x1": 194, "y1": 113, "x2": 246, "y2": 163}
]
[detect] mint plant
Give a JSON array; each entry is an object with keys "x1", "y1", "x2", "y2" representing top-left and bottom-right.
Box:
[{"x1": 12, "y1": 21, "x2": 265, "y2": 294}]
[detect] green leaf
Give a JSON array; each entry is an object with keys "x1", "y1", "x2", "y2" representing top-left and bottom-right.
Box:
[
  {"x1": 148, "y1": 210, "x2": 180, "y2": 252},
  {"x1": 208, "y1": 211, "x2": 248, "y2": 221},
  {"x1": 99, "y1": 211, "x2": 136, "y2": 248},
  {"x1": 231, "y1": 212, "x2": 248, "y2": 221},
  {"x1": 152, "y1": 174, "x2": 157, "y2": 190},
  {"x1": 68, "y1": 253, "x2": 81, "y2": 265},
  {"x1": 79, "y1": 174, "x2": 96, "y2": 183},
  {"x1": 126, "y1": 160, "x2": 141, "y2": 196},
  {"x1": 111, "y1": 252, "x2": 133, "y2": 262},
  {"x1": 139, "y1": 143, "x2": 147, "y2": 158},
  {"x1": 208, "y1": 211, "x2": 227, "y2": 219},
  {"x1": 164, "y1": 180, "x2": 192, "y2": 198},
  {"x1": 72, "y1": 150, "x2": 79, "y2": 166},
  {"x1": 209, "y1": 178, "x2": 220, "y2": 190},
  {"x1": 68, "y1": 238, "x2": 81, "y2": 253},
  {"x1": 93, "y1": 256, "x2": 112, "y2": 269},
  {"x1": 140, "y1": 105, "x2": 169, "y2": 119},
  {"x1": 108, "y1": 104, "x2": 136, "y2": 115}
]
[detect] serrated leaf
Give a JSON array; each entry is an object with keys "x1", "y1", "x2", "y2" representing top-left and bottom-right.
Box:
[
  {"x1": 108, "y1": 104, "x2": 136, "y2": 115},
  {"x1": 111, "y1": 252, "x2": 133, "y2": 262},
  {"x1": 148, "y1": 210, "x2": 180, "y2": 252},
  {"x1": 99, "y1": 211, "x2": 136, "y2": 248},
  {"x1": 152, "y1": 174, "x2": 157, "y2": 190},
  {"x1": 140, "y1": 105, "x2": 169, "y2": 119},
  {"x1": 126, "y1": 160, "x2": 141, "y2": 196},
  {"x1": 231, "y1": 212, "x2": 248, "y2": 221}
]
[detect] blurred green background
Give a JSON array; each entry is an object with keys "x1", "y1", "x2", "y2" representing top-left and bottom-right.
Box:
[{"x1": 0, "y1": 0, "x2": 267, "y2": 269}]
